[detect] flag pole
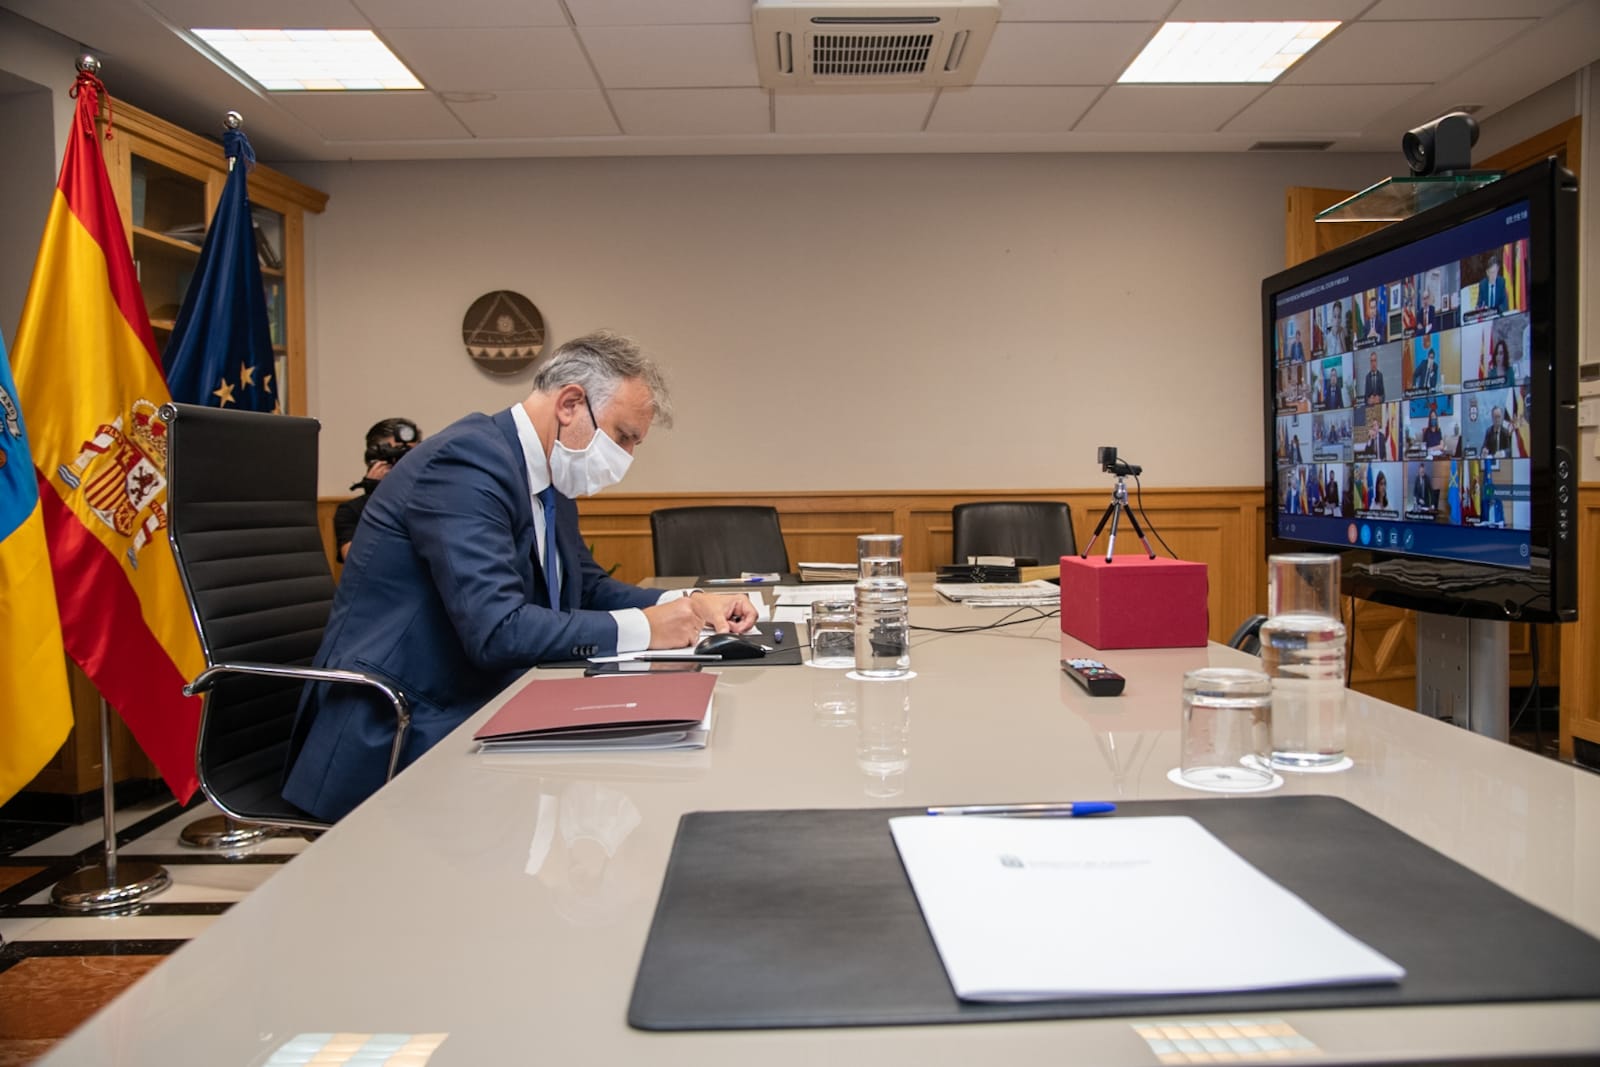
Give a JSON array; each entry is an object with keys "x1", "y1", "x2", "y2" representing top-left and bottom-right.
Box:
[{"x1": 51, "y1": 699, "x2": 172, "y2": 911}]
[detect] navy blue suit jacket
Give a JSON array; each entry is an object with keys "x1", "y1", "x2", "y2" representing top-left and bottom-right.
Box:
[{"x1": 283, "y1": 409, "x2": 661, "y2": 821}]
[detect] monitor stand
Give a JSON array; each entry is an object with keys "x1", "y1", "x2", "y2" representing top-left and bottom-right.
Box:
[{"x1": 1415, "y1": 612, "x2": 1509, "y2": 741}]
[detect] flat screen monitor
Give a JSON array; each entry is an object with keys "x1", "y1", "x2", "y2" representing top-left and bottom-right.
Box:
[{"x1": 1263, "y1": 159, "x2": 1578, "y2": 623}]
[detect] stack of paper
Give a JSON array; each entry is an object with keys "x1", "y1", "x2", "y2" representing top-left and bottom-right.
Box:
[
  {"x1": 888, "y1": 814, "x2": 1405, "y2": 1001},
  {"x1": 474, "y1": 673, "x2": 717, "y2": 753},
  {"x1": 934, "y1": 579, "x2": 1060, "y2": 606},
  {"x1": 797, "y1": 561, "x2": 858, "y2": 582}
]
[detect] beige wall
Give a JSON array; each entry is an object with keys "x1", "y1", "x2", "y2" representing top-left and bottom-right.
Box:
[{"x1": 288, "y1": 150, "x2": 1386, "y2": 496}]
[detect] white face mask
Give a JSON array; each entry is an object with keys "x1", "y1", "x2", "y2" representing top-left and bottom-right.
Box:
[{"x1": 549, "y1": 394, "x2": 633, "y2": 497}]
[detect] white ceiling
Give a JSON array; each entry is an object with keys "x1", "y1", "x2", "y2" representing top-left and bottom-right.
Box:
[{"x1": 2, "y1": 0, "x2": 1597, "y2": 162}]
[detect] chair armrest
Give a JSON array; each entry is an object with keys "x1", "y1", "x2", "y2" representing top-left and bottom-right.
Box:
[{"x1": 185, "y1": 662, "x2": 413, "y2": 782}]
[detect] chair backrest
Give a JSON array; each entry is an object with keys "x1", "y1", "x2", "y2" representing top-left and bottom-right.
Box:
[
  {"x1": 951, "y1": 501, "x2": 1077, "y2": 565},
  {"x1": 650, "y1": 506, "x2": 790, "y2": 578},
  {"x1": 1228, "y1": 614, "x2": 1269, "y2": 656},
  {"x1": 164, "y1": 402, "x2": 332, "y2": 825}
]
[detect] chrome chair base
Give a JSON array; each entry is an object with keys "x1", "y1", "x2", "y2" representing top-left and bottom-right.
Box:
[
  {"x1": 179, "y1": 814, "x2": 277, "y2": 851},
  {"x1": 51, "y1": 861, "x2": 171, "y2": 912}
]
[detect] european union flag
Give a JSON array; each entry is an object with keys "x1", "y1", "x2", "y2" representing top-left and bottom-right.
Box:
[{"x1": 162, "y1": 125, "x2": 277, "y2": 412}]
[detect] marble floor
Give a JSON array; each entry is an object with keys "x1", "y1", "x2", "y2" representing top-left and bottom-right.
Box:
[{"x1": 0, "y1": 798, "x2": 309, "y2": 1066}]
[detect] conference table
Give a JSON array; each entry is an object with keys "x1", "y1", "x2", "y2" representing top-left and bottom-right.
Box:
[{"x1": 38, "y1": 581, "x2": 1600, "y2": 1065}]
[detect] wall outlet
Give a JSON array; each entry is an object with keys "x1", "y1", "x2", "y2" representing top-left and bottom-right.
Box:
[{"x1": 1581, "y1": 396, "x2": 1600, "y2": 428}]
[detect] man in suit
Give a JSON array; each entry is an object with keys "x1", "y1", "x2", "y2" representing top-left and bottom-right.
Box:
[
  {"x1": 1413, "y1": 336, "x2": 1440, "y2": 391},
  {"x1": 285, "y1": 332, "x2": 756, "y2": 821},
  {"x1": 1363, "y1": 351, "x2": 1386, "y2": 405},
  {"x1": 1481, "y1": 405, "x2": 1515, "y2": 457},
  {"x1": 1476, "y1": 257, "x2": 1509, "y2": 315}
]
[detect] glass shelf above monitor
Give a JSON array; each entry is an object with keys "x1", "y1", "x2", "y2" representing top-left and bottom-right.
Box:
[{"x1": 1316, "y1": 173, "x2": 1503, "y2": 223}]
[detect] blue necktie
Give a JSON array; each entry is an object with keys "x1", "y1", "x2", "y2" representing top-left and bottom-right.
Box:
[{"x1": 538, "y1": 485, "x2": 561, "y2": 609}]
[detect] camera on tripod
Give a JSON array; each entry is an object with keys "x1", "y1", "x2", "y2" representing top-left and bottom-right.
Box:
[
  {"x1": 1097, "y1": 445, "x2": 1141, "y2": 478},
  {"x1": 1083, "y1": 446, "x2": 1155, "y2": 562}
]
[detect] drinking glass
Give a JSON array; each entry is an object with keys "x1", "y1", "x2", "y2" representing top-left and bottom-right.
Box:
[
  {"x1": 1179, "y1": 667, "x2": 1276, "y2": 792},
  {"x1": 1261, "y1": 554, "x2": 1349, "y2": 769},
  {"x1": 808, "y1": 599, "x2": 856, "y2": 669}
]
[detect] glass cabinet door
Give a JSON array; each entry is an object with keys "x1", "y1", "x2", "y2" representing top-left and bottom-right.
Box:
[
  {"x1": 129, "y1": 154, "x2": 206, "y2": 352},
  {"x1": 252, "y1": 203, "x2": 288, "y2": 412}
]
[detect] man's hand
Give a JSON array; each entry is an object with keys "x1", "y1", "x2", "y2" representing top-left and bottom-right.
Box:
[
  {"x1": 365, "y1": 460, "x2": 393, "y2": 481},
  {"x1": 686, "y1": 592, "x2": 757, "y2": 635},
  {"x1": 641, "y1": 598, "x2": 708, "y2": 649}
]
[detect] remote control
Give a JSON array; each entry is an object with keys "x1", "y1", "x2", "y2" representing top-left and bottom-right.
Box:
[{"x1": 1061, "y1": 657, "x2": 1126, "y2": 697}]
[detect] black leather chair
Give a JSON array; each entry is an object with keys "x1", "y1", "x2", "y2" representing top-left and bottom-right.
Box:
[
  {"x1": 951, "y1": 501, "x2": 1077, "y2": 566},
  {"x1": 1228, "y1": 614, "x2": 1270, "y2": 656},
  {"x1": 650, "y1": 505, "x2": 790, "y2": 578},
  {"x1": 163, "y1": 403, "x2": 409, "y2": 835}
]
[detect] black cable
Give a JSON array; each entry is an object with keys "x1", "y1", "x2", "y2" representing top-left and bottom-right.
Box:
[
  {"x1": 1131, "y1": 473, "x2": 1177, "y2": 559},
  {"x1": 911, "y1": 604, "x2": 1059, "y2": 635},
  {"x1": 1509, "y1": 624, "x2": 1540, "y2": 738}
]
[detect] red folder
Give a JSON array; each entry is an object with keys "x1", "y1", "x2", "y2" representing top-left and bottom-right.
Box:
[{"x1": 473, "y1": 672, "x2": 718, "y2": 751}]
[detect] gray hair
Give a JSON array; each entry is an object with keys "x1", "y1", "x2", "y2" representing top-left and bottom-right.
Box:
[{"x1": 530, "y1": 331, "x2": 673, "y2": 428}]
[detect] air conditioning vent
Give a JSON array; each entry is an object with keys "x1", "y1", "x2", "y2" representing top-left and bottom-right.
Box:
[
  {"x1": 754, "y1": 0, "x2": 999, "y2": 90},
  {"x1": 1248, "y1": 140, "x2": 1335, "y2": 152}
]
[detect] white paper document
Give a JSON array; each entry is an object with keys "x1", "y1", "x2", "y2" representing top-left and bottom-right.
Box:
[
  {"x1": 888, "y1": 814, "x2": 1404, "y2": 1001},
  {"x1": 933, "y1": 579, "x2": 1060, "y2": 606},
  {"x1": 774, "y1": 584, "x2": 857, "y2": 606}
]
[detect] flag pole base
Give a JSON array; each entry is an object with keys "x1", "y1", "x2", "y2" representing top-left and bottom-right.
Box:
[
  {"x1": 179, "y1": 815, "x2": 276, "y2": 851},
  {"x1": 51, "y1": 861, "x2": 171, "y2": 913}
]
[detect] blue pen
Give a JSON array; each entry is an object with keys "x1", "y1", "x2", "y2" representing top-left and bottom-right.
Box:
[{"x1": 924, "y1": 802, "x2": 1116, "y2": 817}]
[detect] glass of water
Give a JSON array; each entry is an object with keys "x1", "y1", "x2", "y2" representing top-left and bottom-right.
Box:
[
  {"x1": 808, "y1": 599, "x2": 856, "y2": 669},
  {"x1": 1179, "y1": 667, "x2": 1276, "y2": 792},
  {"x1": 1262, "y1": 554, "x2": 1349, "y2": 769}
]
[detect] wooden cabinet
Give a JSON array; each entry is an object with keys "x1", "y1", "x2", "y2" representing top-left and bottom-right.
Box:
[{"x1": 20, "y1": 101, "x2": 327, "y2": 807}]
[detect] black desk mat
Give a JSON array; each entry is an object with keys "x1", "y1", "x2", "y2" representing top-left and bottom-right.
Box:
[{"x1": 628, "y1": 796, "x2": 1600, "y2": 1030}]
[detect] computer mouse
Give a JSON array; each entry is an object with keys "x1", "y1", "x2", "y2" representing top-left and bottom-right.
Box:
[{"x1": 695, "y1": 632, "x2": 767, "y2": 660}]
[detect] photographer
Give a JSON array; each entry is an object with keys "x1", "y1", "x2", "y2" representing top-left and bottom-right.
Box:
[{"x1": 334, "y1": 418, "x2": 421, "y2": 562}]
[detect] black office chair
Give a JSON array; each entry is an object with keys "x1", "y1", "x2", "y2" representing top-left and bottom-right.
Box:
[
  {"x1": 1228, "y1": 615, "x2": 1270, "y2": 656},
  {"x1": 951, "y1": 501, "x2": 1077, "y2": 566},
  {"x1": 163, "y1": 403, "x2": 410, "y2": 837},
  {"x1": 650, "y1": 505, "x2": 790, "y2": 578}
]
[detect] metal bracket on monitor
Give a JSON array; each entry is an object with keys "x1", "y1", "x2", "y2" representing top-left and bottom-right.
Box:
[{"x1": 1415, "y1": 613, "x2": 1509, "y2": 741}]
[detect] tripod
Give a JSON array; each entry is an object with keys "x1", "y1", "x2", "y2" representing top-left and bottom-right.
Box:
[{"x1": 1081, "y1": 474, "x2": 1156, "y2": 563}]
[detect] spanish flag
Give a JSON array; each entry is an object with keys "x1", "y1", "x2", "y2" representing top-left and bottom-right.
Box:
[
  {"x1": 11, "y1": 70, "x2": 204, "y2": 802},
  {"x1": 0, "y1": 328, "x2": 73, "y2": 806}
]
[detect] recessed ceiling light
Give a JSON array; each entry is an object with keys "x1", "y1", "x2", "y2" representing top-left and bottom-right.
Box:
[
  {"x1": 1119, "y1": 21, "x2": 1340, "y2": 84},
  {"x1": 191, "y1": 28, "x2": 424, "y2": 91}
]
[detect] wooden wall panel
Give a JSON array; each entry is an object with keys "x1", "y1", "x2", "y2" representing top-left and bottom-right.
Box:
[
  {"x1": 1560, "y1": 487, "x2": 1600, "y2": 758},
  {"x1": 320, "y1": 487, "x2": 1275, "y2": 645}
]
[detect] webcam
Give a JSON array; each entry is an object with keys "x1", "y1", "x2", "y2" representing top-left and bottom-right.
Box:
[
  {"x1": 1402, "y1": 111, "x2": 1479, "y2": 177},
  {"x1": 1097, "y1": 446, "x2": 1141, "y2": 478}
]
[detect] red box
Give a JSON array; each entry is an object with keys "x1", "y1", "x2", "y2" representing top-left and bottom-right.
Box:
[{"x1": 1059, "y1": 555, "x2": 1209, "y2": 650}]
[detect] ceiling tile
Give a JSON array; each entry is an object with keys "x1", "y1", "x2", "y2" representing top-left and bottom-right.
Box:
[
  {"x1": 1000, "y1": 0, "x2": 1174, "y2": 19},
  {"x1": 271, "y1": 89, "x2": 468, "y2": 140},
  {"x1": 1223, "y1": 83, "x2": 1428, "y2": 134},
  {"x1": 610, "y1": 88, "x2": 769, "y2": 135},
  {"x1": 1169, "y1": 0, "x2": 1369, "y2": 18},
  {"x1": 775, "y1": 91, "x2": 935, "y2": 134},
  {"x1": 356, "y1": 0, "x2": 569, "y2": 28},
  {"x1": 443, "y1": 90, "x2": 617, "y2": 137},
  {"x1": 976, "y1": 22, "x2": 1157, "y2": 85},
  {"x1": 565, "y1": 0, "x2": 752, "y2": 25},
  {"x1": 1074, "y1": 84, "x2": 1266, "y2": 132},
  {"x1": 1363, "y1": 0, "x2": 1566, "y2": 18},
  {"x1": 149, "y1": 0, "x2": 369, "y2": 27},
  {"x1": 383, "y1": 27, "x2": 596, "y2": 91},
  {"x1": 580, "y1": 25, "x2": 759, "y2": 88},
  {"x1": 1284, "y1": 19, "x2": 1538, "y2": 85},
  {"x1": 927, "y1": 86, "x2": 1100, "y2": 133}
]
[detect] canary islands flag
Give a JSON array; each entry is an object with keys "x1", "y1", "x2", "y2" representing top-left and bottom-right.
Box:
[
  {"x1": 163, "y1": 125, "x2": 277, "y2": 412},
  {"x1": 0, "y1": 328, "x2": 73, "y2": 806},
  {"x1": 11, "y1": 69, "x2": 204, "y2": 802}
]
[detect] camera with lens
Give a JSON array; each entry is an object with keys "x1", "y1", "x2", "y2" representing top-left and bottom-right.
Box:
[{"x1": 363, "y1": 418, "x2": 420, "y2": 467}]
